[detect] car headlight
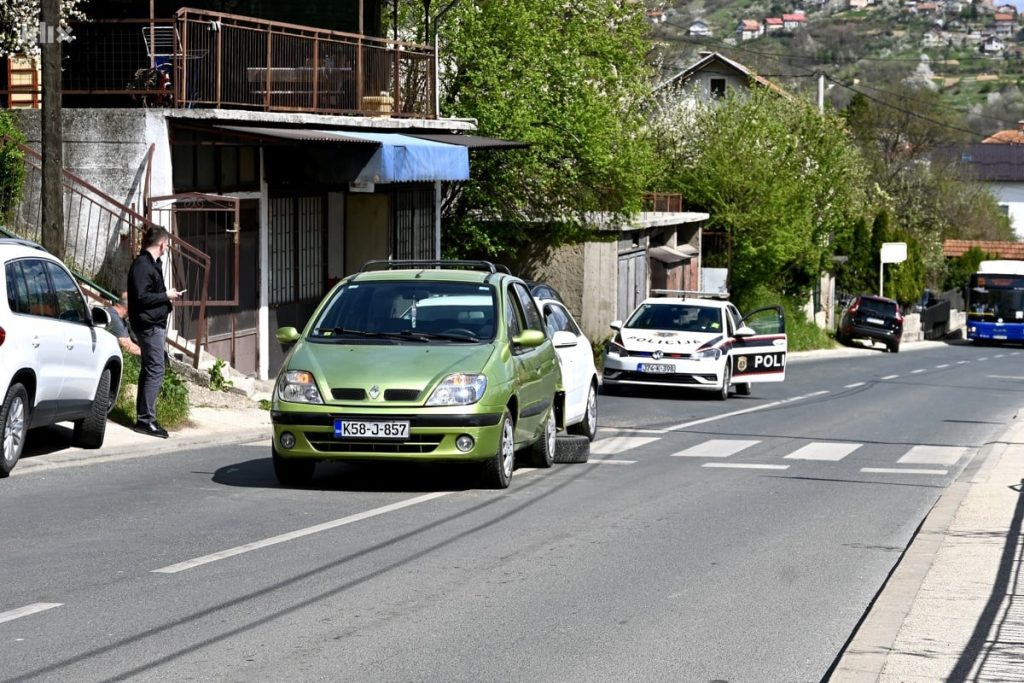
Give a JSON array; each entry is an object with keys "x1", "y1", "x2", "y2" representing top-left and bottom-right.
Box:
[
  {"x1": 606, "y1": 339, "x2": 627, "y2": 356},
  {"x1": 426, "y1": 373, "x2": 487, "y2": 406},
  {"x1": 693, "y1": 347, "x2": 721, "y2": 361},
  {"x1": 277, "y1": 370, "x2": 324, "y2": 404}
]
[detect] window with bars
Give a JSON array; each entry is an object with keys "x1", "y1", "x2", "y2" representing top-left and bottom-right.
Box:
[
  {"x1": 269, "y1": 196, "x2": 325, "y2": 305},
  {"x1": 393, "y1": 187, "x2": 435, "y2": 260}
]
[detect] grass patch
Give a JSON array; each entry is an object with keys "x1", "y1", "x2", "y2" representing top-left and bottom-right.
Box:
[{"x1": 110, "y1": 353, "x2": 191, "y2": 428}]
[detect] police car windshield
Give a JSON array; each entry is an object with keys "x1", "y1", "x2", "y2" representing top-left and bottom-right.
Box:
[{"x1": 625, "y1": 303, "x2": 722, "y2": 332}]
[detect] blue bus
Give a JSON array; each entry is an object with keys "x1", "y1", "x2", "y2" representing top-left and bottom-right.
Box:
[{"x1": 967, "y1": 260, "x2": 1024, "y2": 344}]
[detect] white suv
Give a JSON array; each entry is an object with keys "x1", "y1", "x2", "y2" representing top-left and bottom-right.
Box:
[{"x1": 0, "y1": 238, "x2": 123, "y2": 476}]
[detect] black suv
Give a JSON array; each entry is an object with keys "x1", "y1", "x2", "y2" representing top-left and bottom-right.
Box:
[{"x1": 837, "y1": 294, "x2": 904, "y2": 353}]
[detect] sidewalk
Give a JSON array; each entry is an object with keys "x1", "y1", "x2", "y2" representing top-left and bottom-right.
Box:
[{"x1": 831, "y1": 411, "x2": 1024, "y2": 681}]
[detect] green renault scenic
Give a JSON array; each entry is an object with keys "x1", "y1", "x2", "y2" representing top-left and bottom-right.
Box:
[{"x1": 271, "y1": 260, "x2": 563, "y2": 488}]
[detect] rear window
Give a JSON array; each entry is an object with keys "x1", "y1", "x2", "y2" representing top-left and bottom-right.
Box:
[{"x1": 858, "y1": 298, "x2": 898, "y2": 316}]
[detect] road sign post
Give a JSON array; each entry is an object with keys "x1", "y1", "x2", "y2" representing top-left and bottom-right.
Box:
[{"x1": 879, "y1": 242, "x2": 907, "y2": 298}]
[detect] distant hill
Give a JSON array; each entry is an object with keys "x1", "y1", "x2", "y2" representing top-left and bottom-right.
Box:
[{"x1": 645, "y1": 0, "x2": 1024, "y2": 140}]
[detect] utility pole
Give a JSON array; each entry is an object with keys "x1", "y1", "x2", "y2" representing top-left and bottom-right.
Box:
[{"x1": 40, "y1": 0, "x2": 65, "y2": 258}]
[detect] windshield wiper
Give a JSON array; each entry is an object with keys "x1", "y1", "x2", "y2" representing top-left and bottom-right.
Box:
[
  {"x1": 331, "y1": 327, "x2": 381, "y2": 337},
  {"x1": 408, "y1": 331, "x2": 480, "y2": 342}
]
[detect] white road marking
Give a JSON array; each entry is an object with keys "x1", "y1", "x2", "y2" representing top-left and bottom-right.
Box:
[
  {"x1": 986, "y1": 375, "x2": 1024, "y2": 381},
  {"x1": 587, "y1": 459, "x2": 636, "y2": 465},
  {"x1": 861, "y1": 467, "x2": 948, "y2": 476},
  {"x1": 844, "y1": 382, "x2": 865, "y2": 388},
  {"x1": 666, "y1": 391, "x2": 829, "y2": 431},
  {"x1": 784, "y1": 442, "x2": 861, "y2": 461},
  {"x1": 0, "y1": 603, "x2": 62, "y2": 625},
  {"x1": 995, "y1": 354, "x2": 1005, "y2": 358},
  {"x1": 897, "y1": 445, "x2": 971, "y2": 466},
  {"x1": 881, "y1": 375, "x2": 899, "y2": 380},
  {"x1": 979, "y1": 357, "x2": 989, "y2": 361},
  {"x1": 957, "y1": 361, "x2": 969, "y2": 365},
  {"x1": 935, "y1": 364, "x2": 950, "y2": 369},
  {"x1": 152, "y1": 492, "x2": 453, "y2": 574},
  {"x1": 590, "y1": 436, "x2": 659, "y2": 455},
  {"x1": 597, "y1": 427, "x2": 669, "y2": 435},
  {"x1": 671, "y1": 439, "x2": 760, "y2": 458},
  {"x1": 911, "y1": 369, "x2": 925, "y2": 374},
  {"x1": 702, "y1": 463, "x2": 789, "y2": 470}
]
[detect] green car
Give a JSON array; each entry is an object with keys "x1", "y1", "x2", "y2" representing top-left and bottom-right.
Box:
[{"x1": 271, "y1": 260, "x2": 563, "y2": 488}]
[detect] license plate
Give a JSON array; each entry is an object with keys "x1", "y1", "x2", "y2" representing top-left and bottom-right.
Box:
[
  {"x1": 638, "y1": 363, "x2": 672, "y2": 374},
  {"x1": 333, "y1": 419, "x2": 410, "y2": 439},
  {"x1": 866, "y1": 317, "x2": 884, "y2": 324},
  {"x1": 995, "y1": 335, "x2": 1007, "y2": 340}
]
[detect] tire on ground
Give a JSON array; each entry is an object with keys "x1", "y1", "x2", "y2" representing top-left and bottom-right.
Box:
[
  {"x1": 73, "y1": 369, "x2": 111, "y2": 449},
  {"x1": 554, "y1": 434, "x2": 590, "y2": 464},
  {"x1": 0, "y1": 382, "x2": 29, "y2": 477}
]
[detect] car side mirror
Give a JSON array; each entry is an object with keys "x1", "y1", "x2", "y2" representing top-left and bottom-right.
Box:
[
  {"x1": 735, "y1": 325, "x2": 756, "y2": 337},
  {"x1": 276, "y1": 326, "x2": 300, "y2": 344},
  {"x1": 512, "y1": 329, "x2": 545, "y2": 348},
  {"x1": 552, "y1": 330, "x2": 578, "y2": 348},
  {"x1": 91, "y1": 306, "x2": 111, "y2": 327},
  {"x1": 610, "y1": 320, "x2": 622, "y2": 331}
]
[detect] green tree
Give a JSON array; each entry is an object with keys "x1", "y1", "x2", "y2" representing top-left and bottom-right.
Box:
[
  {"x1": 652, "y1": 86, "x2": 870, "y2": 308},
  {"x1": 0, "y1": 0, "x2": 85, "y2": 56},
  {"x1": 433, "y1": 0, "x2": 658, "y2": 259},
  {"x1": 0, "y1": 111, "x2": 27, "y2": 226},
  {"x1": 943, "y1": 246, "x2": 997, "y2": 292}
]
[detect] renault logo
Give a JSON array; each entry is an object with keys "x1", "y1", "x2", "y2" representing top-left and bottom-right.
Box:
[
  {"x1": 652, "y1": 350, "x2": 663, "y2": 360},
  {"x1": 368, "y1": 385, "x2": 381, "y2": 399}
]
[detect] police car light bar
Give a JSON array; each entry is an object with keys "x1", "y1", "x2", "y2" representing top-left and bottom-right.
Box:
[{"x1": 651, "y1": 289, "x2": 730, "y2": 300}]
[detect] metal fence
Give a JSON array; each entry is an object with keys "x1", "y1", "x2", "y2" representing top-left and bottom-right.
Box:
[
  {"x1": 0, "y1": 136, "x2": 211, "y2": 368},
  {"x1": 1, "y1": 10, "x2": 437, "y2": 118}
]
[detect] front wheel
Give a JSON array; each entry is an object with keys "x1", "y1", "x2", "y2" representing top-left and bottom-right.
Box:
[
  {"x1": 526, "y1": 405, "x2": 556, "y2": 468},
  {"x1": 272, "y1": 447, "x2": 316, "y2": 486},
  {"x1": 73, "y1": 369, "x2": 111, "y2": 449},
  {"x1": 567, "y1": 382, "x2": 598, "y2": 441},
  {"x1": 735, "y1": 382, "x2": 751, "y2": 396},
  {"x1": 0, "y1": 383, "x2": 29, "y2": 477},
  {"x1": 482, "y1": 410, "x2": 515, "y2": 488},
  {"x1": 717, "y1": 362, "x2": 731, "y2": 401}
]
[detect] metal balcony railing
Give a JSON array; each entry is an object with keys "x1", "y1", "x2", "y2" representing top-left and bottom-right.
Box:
[{"x1": 0, "y1": 7, "x2": 437, "y2": 118}]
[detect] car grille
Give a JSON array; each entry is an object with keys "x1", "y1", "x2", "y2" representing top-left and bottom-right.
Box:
[
  {"x1": 605, "y1": 370, "x2": 716, "y2": 384},
  {"x1": 330, "y1": 388, "x2": 423, "y2": 401},
  {"x1": 306, "y1": 433, "x2": 444, "y2": 454}
]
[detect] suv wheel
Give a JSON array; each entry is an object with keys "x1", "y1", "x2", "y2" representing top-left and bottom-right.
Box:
[
  {"x1": 272, "y1": 447, "x2": 316, "y2": 486},
  {"x1": 888, "y1": 340, "x2": 900, "y2": 353},
  {"x1": 483, "y1": 410, "x2": 515, "y2": 488},
  {"x1": 73, "y1": 369, "x2": 111, "y2": 449},
  {"x1": 1, "y1": 383, "x2": 29, "y2": 477},
  {"x1": 526, "y1": 405, "x2": 556, "y2": 468}
]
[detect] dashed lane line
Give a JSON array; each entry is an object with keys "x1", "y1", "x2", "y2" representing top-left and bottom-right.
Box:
[
  {"x1": 844, "y1": 382, "x2": 866, "y2": 388},
  {"x1": 861, "y1": 467, "x2": 948, "y2": 476},
  {"x1": 935, "y1": 364, "x2": 950, "y2": 369},
  {"x1": 911, "y1": 369, "x2": 926, "y2": 374},
  {"x1": 152, "y1": 491, "x2": 454, "y2": 574},
  {"x1": 882, "y1": 375, "x2": 899, "y2": 380},
  {"x1": 0, "y1": 603, "x2": 62, "y2": 625}
]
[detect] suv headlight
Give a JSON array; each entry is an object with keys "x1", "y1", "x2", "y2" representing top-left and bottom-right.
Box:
[
  {"x1": 277, "y1": 370, "x2": 324, "y2": 404},
  {"x1": 693, "y1": 347, "x2": 721, "y2": 361},
  {"x1": 426, "y1": 373, "x2": 487, "y2": 406}
]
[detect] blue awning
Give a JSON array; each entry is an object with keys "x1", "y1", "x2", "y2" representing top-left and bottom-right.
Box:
[{"x1": 216, "y1": 126, "x2": 470, "y2": 183}]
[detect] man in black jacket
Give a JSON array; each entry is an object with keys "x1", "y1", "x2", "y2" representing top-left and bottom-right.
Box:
[{"x1": 128, "y1": 226, "x2": 184, "y2": 438}]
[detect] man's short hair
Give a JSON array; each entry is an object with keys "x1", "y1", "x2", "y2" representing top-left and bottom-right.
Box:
[
  {"x1": 142, "y1": 225, "x2": 171, "y2": 249},
  {"x1": 118, "y1": 291, "x2": 129, "y2": 308}
]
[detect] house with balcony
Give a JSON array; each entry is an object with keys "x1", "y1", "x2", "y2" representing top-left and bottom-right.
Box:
[
  {"x1": 994, "y1": 12, "x2": 1016, "y2": 37},
  {"x1": 0, "y1": 1, "x2": 519, "y2": 379},
  {"x1": 736, "y1": 20, "x2": 764, "y2": 42},
  {"x1": 764, "y1": 18, "x2": 785, "y2": 34}
]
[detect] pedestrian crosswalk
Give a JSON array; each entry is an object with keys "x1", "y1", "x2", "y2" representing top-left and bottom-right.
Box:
[{"x1": 588, "y1": 434, "x2": 975, "y2": 475}]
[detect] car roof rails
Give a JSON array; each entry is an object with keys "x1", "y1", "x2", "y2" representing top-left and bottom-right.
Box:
[
  {"x1": 0, "y1": 237, "x2": 46, "y2": 252},
  {"x1": 651, "y1": 289, "x2": 730, "y2": 300},
  {"x1": 358, "y1": 259, "x2": 512, "y2": 275}
]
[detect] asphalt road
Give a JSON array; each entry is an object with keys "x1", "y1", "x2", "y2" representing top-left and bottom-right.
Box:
[{"x1": 1, "y1": 340, "x2": 1021, "y2": 682}]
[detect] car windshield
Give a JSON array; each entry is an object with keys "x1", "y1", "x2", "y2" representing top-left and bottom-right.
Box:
[
  {"x1": 624, "y1": 303, "x2": 722, "y2": 332},
  {"x1": 309, "y1": 281, "x2": 497, "y2": 342}
]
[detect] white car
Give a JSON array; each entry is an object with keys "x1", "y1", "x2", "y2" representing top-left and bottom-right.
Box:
[
  {"x1": 602, "y1": 292, "x2": 787, "y2": 400},
  {"x1": 0, "y1": 238, "x2": 123, "y2": 476},
  {"x1": 537, "y1": 298, "x2": 598, "y2": 440}
]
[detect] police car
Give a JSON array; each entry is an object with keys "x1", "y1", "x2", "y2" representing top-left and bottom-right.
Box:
[{"x1": 602, "y1": 291, "x2": 787, "y2": 399}]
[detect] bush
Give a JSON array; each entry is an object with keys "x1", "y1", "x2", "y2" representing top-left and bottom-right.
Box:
[{"x1": 110, "y1": 353, "x2": 191, "y2": 428}]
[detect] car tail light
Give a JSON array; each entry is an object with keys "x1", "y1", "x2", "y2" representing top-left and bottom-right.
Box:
[
  {"x1": 895, "y1": 310, "x2": 904, "y2": 324},
  {"x1": 0, "y1": 326, "x2": 5, "y2": 346},
  {"x1": 847, "y1": 299, "x2": 860, "y2": 315}
]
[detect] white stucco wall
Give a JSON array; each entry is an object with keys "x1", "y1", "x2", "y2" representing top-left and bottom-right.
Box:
[{"x1": 986, "y1": 181, "x2": 1024, "y2": 239}]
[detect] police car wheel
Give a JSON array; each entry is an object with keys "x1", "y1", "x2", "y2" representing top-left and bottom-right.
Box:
[
  {"x1": 717, "y1": 364, "x2": 731, "y2": 401},
  {"x1": 736, "y1": 382, "x2": 751, "y2": 396}
]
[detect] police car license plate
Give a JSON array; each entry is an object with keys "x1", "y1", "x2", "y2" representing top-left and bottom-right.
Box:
[
  {"x1": 638, "y1": 363, "x2": 672, "y2": 374},
  {"x1": 334, "y1": 419, "x2": 409, "y2": 439}
]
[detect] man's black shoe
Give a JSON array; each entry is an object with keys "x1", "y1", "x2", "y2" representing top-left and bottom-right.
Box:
[{"x1": 134, "y1": 421, "x2": 169, "y2": 438}]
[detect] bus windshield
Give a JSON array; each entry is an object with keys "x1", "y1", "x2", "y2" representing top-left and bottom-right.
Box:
[{"x1": 968, "y1": 274, "x2": 1024, "y2": 321}]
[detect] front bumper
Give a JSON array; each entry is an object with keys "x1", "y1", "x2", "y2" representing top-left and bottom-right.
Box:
[
  {"x1": 602, "y1": 354, "x2": 724, "y2": 389},
  {"x1": 271, "y1": 409, "x2": 504, "y2": 462}
]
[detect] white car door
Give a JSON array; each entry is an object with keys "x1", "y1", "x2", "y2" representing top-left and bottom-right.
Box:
[
  {"x1": 43, "y1": 261, "x2": 99, "y2": 407},
  {"x1": 730, "y1": 306, "x2": 788, "y2": 384},
  {"x1": 542, "y1": 301, "x2": 588, "y2": 423}
]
